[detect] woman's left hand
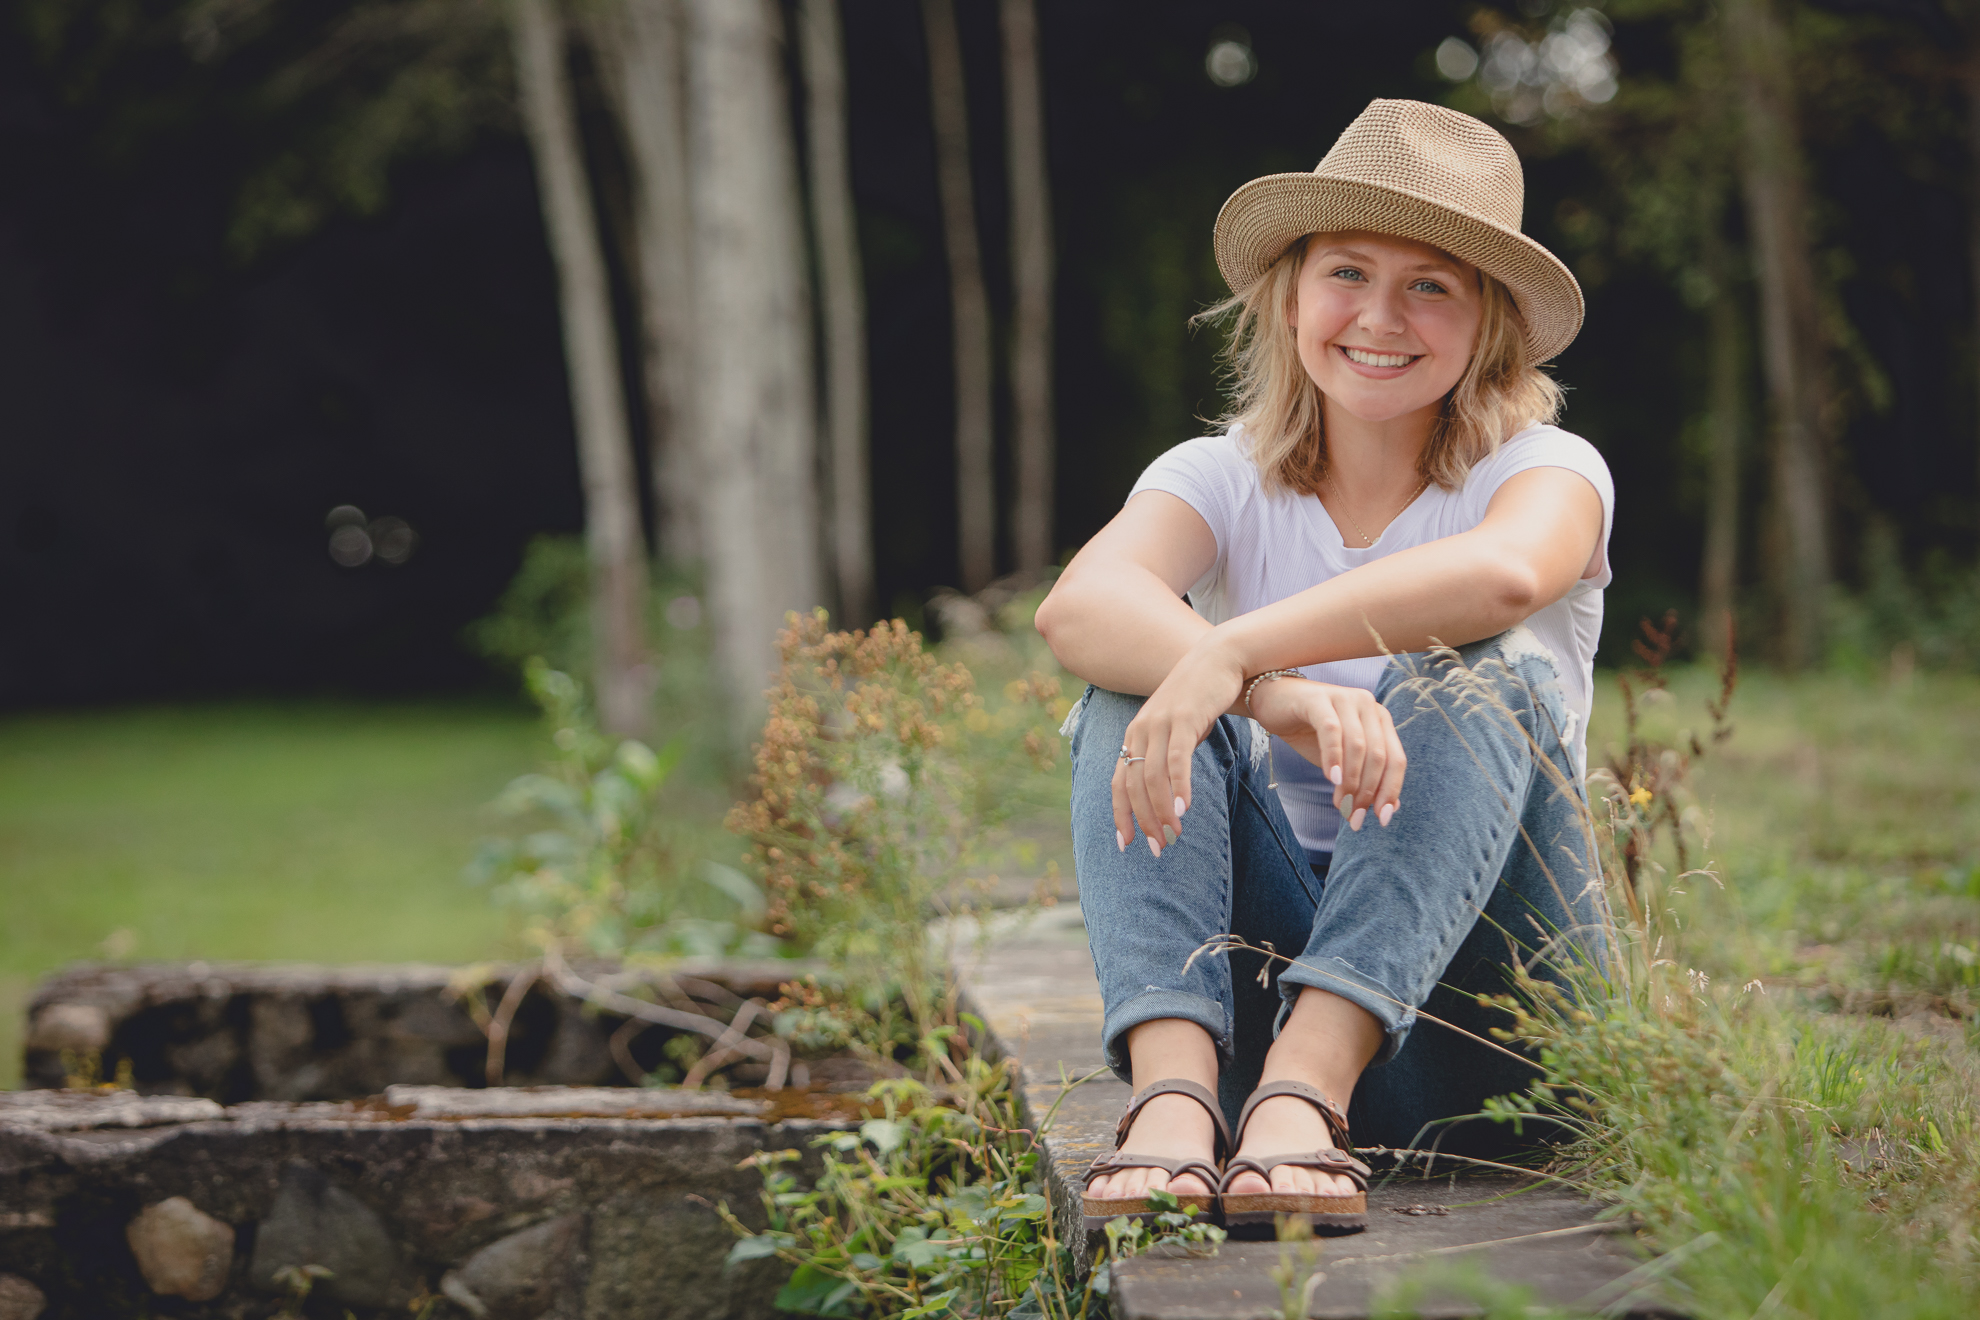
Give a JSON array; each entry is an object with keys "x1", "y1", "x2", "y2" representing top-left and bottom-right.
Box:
[{"x1": 1111, "y1": 637, "x2": 1247, "y2": 856}]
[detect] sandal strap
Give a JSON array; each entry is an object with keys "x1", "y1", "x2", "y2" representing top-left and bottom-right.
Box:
[
  {"x1": 1217, "y1": 1150, "x2": 1371, "y2": 1194},
  {"x1": 1113, "y1": 1078, "x2": 1234, "y2": 1160},
  {"x1": 1083, "y1": 1151, "x2": 1224, "y2": 1192},
  {"x1": 1233, "y1": 1080, "x2": 1353, "y2": 1154}
]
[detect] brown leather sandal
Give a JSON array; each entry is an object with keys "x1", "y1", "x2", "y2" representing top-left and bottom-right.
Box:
[
  {"x1": 1080, "y1": 1078, "x2": 1233, "y2": 1232},
  {"x1": 1218, "y1": 1080, "x2": 1370, "y2": 1236}
]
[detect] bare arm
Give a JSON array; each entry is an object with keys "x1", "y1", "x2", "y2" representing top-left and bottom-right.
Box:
[
  {"x1": 1033, "y1": 490, "x2": 1218, "y2": 695},
  {"x1": 1105, "y1": 466, "x2": 1605, "y2": 852},
  {"x1": 1214, "y1": 466, "x2": 1605, "y2": 675},
  {"x1": 1037, "y1": 467, "x2": 1602, "y2": 686}
]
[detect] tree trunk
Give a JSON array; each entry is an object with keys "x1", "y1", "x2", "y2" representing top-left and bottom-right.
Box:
[
  {"x1": 683, "y1": 0, "x2": 823, "y2": 737},
  {"x1": 589, "y1": 0, "x2": 700, "y2": 565},
  {"x1": 1967, "y1": 53, "x2": 1980, "y2": 498},
  {"x1": 511, "y1": 0, "x2": 652, "y2": 737},
  {"x1": 1000, "y1": 0, "x2": 1054, "y2": 578},
  {"x1": 922, "y1": 0, "x2": 996, "y2": 593},
  {"x1": 1725, "y1": 0, "x2": 1829, "y2": 670},
  {"x1": 1698, "y1": 218, "x2": 1745, "y2": 665},
  {"x1": 798, "y1": 0, "x2": 874, "y2": 628}
]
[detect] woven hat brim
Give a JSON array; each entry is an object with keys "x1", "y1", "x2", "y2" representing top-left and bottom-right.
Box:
[{"x1": 1213, "y1": 173, "x2": 1585, "y2": 363}]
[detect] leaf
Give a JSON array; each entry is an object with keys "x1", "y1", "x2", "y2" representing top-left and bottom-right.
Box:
[
  {"x1": 891, "y1": 1232, "x2": 952, "y2": 1270},
  {"x1": 901, "y1": 1287, "x2": 960, "y2": 1319},
  {"x1": 724, "y1": 1232, "x2": 792, "y2": 1267},
  {"x1": 860, "y1": 1117, "x2": 909, "y2": 1155},
  {"x1": 773, "y1": 1264, "x2": 861, "y2": 1316},
  {"x1": 701, "y1": 860, "x2": 767, "y2": 919}
]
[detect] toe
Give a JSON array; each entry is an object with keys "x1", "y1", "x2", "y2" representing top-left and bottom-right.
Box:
[{"x1": 1226, "y1": 1168, "x2": 1269, "y2": 1197}]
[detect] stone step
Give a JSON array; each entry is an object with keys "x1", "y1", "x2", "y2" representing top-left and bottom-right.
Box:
[{"x1": 955, "y1": 906, "x2": 1682, "y2": 1319}]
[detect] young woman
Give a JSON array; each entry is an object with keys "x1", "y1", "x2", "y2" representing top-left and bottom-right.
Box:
[{"x1": 1034, "y1": 99, "x2": 1613, "y2": 1237}]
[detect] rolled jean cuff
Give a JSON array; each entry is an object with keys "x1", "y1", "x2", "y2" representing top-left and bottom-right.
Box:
[
  {"x1": 1275, "y1": 956, "x2": 1417, "y2": 1065},
  {"x1": 1100, "y1": 987, "x2": 1233, "y2": 1083}
]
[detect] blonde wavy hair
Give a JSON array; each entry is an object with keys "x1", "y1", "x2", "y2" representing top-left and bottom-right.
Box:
[{"x1": 1197, "y1": 234, "x2": 1564, "y2": 494}]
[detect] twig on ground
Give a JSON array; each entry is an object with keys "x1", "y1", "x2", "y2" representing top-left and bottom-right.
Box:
[
  {"x1": 543, "y1": 948, "x2": 777, "y2": 1065},
  {"x1": 485, "y1": 965, "x2": 538, "y2": 1085}
]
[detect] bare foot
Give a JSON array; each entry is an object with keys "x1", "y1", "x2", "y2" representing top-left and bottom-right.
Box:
[
  {"x1": 1223, "y1": 1093, "x2": 1359, "y2": 1198},
  {"x1": 1085, "y1": 1093, "x2": 1217, "y2": 1202}
]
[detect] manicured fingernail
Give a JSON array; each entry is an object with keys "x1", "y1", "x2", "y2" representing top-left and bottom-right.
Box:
[
  {"x1": 1328, "y1": 765, "x2": 1343, "y2": 786},
  {"x1": 1117, "y1": 830, "x2": 1126, "y2": 852},
  {"x1": 1147, "y1": 836, "x2": 1162, "y2": 859},
  {"x1": 1378, "y1": 803, "x2": 1395, "y2": 827},
  {"x1": 1162, "y1": 824, "x2": 1178, "y2": 845},
  {"x1": 1350, "y1": 807, "x2": 1366, "y2": 831},
  {"x1": 1174, "y1": 796, "x2": 1188, "y2": 818}
]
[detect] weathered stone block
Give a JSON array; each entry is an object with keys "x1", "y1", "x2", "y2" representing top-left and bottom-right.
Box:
[
  {"x1": 124, "y1": 1197, "x2": 233, "y2": 1301},
  {"x1": 23, "y1": 959, "x2": 809, "y2": 1100},
  {"x1": 440, "y1": 1212, "x2": 583, "y2": 1320},
  {"x1": 0, "y1": 1275, "x2": 45, "y2": 1320},
  {"x1": 0, "y1": 1076, "x2": 844, "y2": 1318},
  {"x1": 248, "y1": 1161, "x2": 408, "y2": 1308},
  {"x1": 22, "y1": 1005, "x2": 108, "y2": 1058}
]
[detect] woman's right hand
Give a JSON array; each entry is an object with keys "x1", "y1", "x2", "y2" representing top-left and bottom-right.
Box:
[{"x1": 1245, "y1": 677, "x2": 1405, "y2": 831}]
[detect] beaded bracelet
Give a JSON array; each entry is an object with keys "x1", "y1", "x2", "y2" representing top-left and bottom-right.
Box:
[
  {"x1": 1242, "y1": 668, "x2": 1303, "y2": 791},
  {"x1": 1242, "y1": 668, "x2": 1303, "y2": 716}
]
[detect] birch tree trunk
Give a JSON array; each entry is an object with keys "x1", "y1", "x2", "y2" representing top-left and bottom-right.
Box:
[
  {"x1": 1725, "y1": 0, "x2": 1830, "y2": 670},
  {"x1": 511, "y1": 0, "x2": 653, "y2": 737},
  {"x1": 683, "y1": 0, "x2": 822, "y2": 735},
  {"x1": 922, "y1": 0, "x2": 996, "y2": 593},
  {"x1": 1000, "y1": 0, "x2": 1054, "y2": 577},
  {"x1": 589, "y1": 0, "x2": 700, "y2": 564},
  {"x1": 1699, "y1": 220, "x2": 1745, "y2": 664},
  {"x1": 798, "y1": 0, "x2": 874, "y2": 627}
]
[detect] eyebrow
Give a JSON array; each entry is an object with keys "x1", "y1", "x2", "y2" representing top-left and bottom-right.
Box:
[{"x1": 1314, "y1": 246, "x2": 1468, "y2": 279}]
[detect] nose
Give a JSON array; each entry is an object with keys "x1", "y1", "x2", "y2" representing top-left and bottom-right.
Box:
[{"x1": 1355, "y1": 279, "x2": 1409, "y2": 339}]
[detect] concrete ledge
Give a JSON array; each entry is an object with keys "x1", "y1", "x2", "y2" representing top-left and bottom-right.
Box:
[
  {"x1": 23, "y1": 959, "x2": 808, "y2": 1100},
  {"x1": 953, "y1": 907, "x2": 1680, "y2": 1319},
  {"x1": 0, "y1": 1085, "x2": 838, "y2": 1319}
]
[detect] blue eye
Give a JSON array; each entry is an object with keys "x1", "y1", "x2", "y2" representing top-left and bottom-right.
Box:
[
  {"x1": 1331, "y1": 267, "x2": 1365, "y2": 281},
  {"x1": 1412, "y1": 279, "x2": 1448, "y2": 294}
]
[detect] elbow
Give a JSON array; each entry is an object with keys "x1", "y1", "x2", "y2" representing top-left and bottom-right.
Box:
[
  {"x1": 1490, "y1": 560, "x2": 1543, "y2": 621},
  {"x1": 1033, "y1": 584, "x2": 1071, "y2": 653}
]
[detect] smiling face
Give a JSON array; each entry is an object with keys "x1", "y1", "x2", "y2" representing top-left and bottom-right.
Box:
[{"x1": 1292, "y1": 232, "x2": 1485, "y2": 426}]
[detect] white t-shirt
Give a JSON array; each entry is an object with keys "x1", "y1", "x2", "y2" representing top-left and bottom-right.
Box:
[{"x1": 1128, "y1": 423, "x2": 1614, "y2": 855}]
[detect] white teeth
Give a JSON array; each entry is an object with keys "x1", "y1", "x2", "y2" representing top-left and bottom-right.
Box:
[{"x1": 1343, "y1": 347, "x2": 1414, "y2": 368}]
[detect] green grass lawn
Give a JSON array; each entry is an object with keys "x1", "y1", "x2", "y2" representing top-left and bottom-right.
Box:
[{"x1": 0, "y1": 700, "x2": 542, "y2": 1087}]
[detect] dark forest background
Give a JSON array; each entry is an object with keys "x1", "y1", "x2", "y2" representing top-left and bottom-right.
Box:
[{"x1": 2, "y1": 0, "x2": 1974, "y2": 707}]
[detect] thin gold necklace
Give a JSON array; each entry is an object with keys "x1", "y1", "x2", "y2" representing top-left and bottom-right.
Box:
[{"x1": 1326, "y1": 473, "x2": 1430, "y2": 547}]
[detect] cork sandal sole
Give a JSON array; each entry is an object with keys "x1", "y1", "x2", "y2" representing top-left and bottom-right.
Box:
[
  {"x1": 1080, "y1": 1190, "x2": 1219, "y2": 1234},
  {"x1": 1220, "y1": 1191, "x2": 1368, "y2": 1237},
  {"x1": 1080, "y1": 1078, "x2": 1234, "y2": 1235},
  {"x1": 1218, "y1": 1080, "x2": 1372, "y2": 1239}
]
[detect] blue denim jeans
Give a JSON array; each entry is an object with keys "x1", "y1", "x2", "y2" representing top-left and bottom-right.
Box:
[{"x1": 1067, "y1": 627, "x2": 1608, "y2": 1157}]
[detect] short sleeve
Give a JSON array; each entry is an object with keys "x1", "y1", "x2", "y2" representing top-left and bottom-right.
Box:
[
  {"x1": 1461, "y1": 426, "x2": 1615, "y2": 585},
  {"x1": 1127, "y1": 434, "x2": 1252, "y2": 564}
]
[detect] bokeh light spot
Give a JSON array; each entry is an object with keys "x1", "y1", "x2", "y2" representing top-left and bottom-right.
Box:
[
  {"x1": 1435, "y1": 37, "x2": 1479, "y2": 82},
  {"x1": 1206, "y1": 38, "x2": 1256, "y2": 88}
]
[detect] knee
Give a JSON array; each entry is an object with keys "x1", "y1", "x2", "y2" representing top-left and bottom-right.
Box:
[
  {"x1": 1393, "y1": 626, "x2": 1565, "y2": 720},
  {"x1": 1066, "y1": 686, "x2": 1143, "y2": 769},
  {"x1": 1460, "y1": 625, "x2": 1565, "y2": 694}
]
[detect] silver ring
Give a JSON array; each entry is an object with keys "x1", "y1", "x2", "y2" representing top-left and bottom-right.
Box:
[{"x1": 1118, "y1": 751, "x2": 1146, "y2": 764}]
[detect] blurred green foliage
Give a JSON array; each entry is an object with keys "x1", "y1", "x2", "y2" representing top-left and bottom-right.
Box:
[{"x1": 466, "y1": 657, "x2": 779, "y2": 959}]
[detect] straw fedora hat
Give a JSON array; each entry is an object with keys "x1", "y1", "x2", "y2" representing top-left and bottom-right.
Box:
[{"x1": 1213, "y1": 98, "x2": 1584, "y2": 363}]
